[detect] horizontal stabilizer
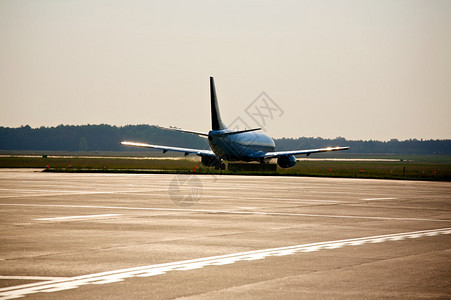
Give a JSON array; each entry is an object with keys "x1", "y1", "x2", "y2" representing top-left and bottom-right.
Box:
[
  {"x1": 157, "y1": 126, "x2": 208, "y2": 137},
  {"x1": 216, "y1": 128, "x2": 262, "y2": 136}
]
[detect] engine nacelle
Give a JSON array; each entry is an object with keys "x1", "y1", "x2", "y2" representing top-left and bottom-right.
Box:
[
  {"x1": 277, "y1": 155, "x2": 297, "y2": 168},
  {"x1": 201, "y1": 155, "x2": 222, "y2": 167}
]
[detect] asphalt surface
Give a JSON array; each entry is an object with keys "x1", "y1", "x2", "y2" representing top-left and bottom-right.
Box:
[{"x1": 0, "y1": 169, "x2": 450, "y2": 299}]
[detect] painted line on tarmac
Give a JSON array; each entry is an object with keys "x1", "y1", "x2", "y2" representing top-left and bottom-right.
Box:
[
  {"x1": 0, "y1": 189, "x2": 356, "y2": 203},
  {"x1": 0, "y1": 276, "x2": 70, "y2": 281},
  {"x1": 35, "y1": 214, "x2": 122, "y2": 221},
  {"x1": 1, "y1": 227, "x2": 450, "y2": 300},
  {"x1": 0, "y1": 190, "x2": 168, "y2": 199},
  {"x1": 362, "y1": 197, "x2": 397, "y2": 201},
  {"x1": 242, "y1": 197, "x2": 341, "y2": 203},
  {"x1": 1, "y1": 204, "x2": 450, "y2": 222}
]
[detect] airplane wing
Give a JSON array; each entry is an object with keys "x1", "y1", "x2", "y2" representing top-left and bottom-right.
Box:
[
  {"x1": 121, "y1": 141, "x2": 216, "y2": 156},
  {"x1": 256, "y1": 146, "x2": 349, "y2": 158}
]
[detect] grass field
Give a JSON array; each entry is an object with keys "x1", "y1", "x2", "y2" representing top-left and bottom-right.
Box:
[
  {"x1": 0, "y1": 154, "x2": 450, "y2": 181},
  {"x1": 278, "y1": 159, "x2": 450, "y2": 180},
  {"x1": 0, "y1": 156, "x2": 197, "y2": 170}
]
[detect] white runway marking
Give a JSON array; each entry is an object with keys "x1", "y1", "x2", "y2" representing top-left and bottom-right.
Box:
[
  {"x1": 1, "y1": 204, "x2": 450, "y2": 222},
  {"x1": 362, "y1": 197, "x2": 397, "y2": 201},
  {"x1": 1, "y1": 227, "x2": 450, "y2": 300},
  {"x1": 0, "y1": 190, "x2": 341, "y2": 204},
  {"x1": 35, "y1": 214, "x2": 122, "y2": 221},
  {"x1": 241, "y1": 197, "x2": 341, "y2": 203},
  {"x1": 0, "y1": 190, "x2": 164, "y2": 199},
  {"x1": 0, "y1": 276, "x2": 70, "y2": 281}
]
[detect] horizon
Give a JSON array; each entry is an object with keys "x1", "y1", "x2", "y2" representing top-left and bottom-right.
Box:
[{"x1": 2, "y1": 123, "x2": 449, "y2": 143}]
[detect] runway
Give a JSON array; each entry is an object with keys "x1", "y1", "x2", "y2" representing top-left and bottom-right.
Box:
[{"x1": 0, "y1": 169, "x2": 450, "y2": 299}]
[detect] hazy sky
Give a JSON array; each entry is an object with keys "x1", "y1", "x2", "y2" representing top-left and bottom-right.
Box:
[{"x1": 1, "y1": 0, "x2": 450, "y2": 140}]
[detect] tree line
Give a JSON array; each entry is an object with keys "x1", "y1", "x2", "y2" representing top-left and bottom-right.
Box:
[
  {"x1": 275, "y1": 137, "x2": 451, "y2": 155},
  {"x1": 0, "y1": 125, "x2": 450, "y2": 155}
]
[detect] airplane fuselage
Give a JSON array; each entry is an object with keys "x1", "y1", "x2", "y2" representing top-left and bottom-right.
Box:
[{"x1": 208, "y1": 130, "x2": 275, "y2": 162}]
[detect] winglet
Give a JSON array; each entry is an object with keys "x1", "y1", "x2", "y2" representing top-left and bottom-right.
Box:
[{"x1": 210, "y1": 77, "x2": 226, "y2": 130}]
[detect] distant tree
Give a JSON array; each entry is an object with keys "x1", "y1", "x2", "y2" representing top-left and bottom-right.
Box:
[
  {"x1": 0, "y1": 125, "x2": 450, "y2": 154},
  {"x1": 78, "y1": 137, "x2": 88, "y2": 151}
]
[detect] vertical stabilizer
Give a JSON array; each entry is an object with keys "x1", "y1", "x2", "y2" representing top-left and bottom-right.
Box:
[{"x1": 210, "y1": 77, "x2": 226, "y2": 130}]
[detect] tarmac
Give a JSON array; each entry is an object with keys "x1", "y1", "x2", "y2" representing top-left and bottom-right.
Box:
[{"x1": 0, "y1": 169, "x2": 450, "y2": 299}]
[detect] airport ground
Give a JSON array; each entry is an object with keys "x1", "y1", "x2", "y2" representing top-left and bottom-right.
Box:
[
  {"x1": 0, "y1": 153, "x2": 450, "y2": 181},
  {"x1": 0, "y1": 169, "x2": 450, "y2": 299}
]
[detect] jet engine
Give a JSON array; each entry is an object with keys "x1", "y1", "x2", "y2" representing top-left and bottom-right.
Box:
[
  {"x1": 277, "y1": 155, "x2": 297, "y2": 168},
  {"x1": 201, "y1": 155, "x2": 222, "y2": 167}
]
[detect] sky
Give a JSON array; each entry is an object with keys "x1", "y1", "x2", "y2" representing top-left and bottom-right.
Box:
[{"x1": 1, "y1": 0, "x2": 450, "y2": 141}]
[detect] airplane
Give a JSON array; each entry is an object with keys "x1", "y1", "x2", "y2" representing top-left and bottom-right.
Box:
[{"x1": 121, "y1": 77, "x2": 349, "y2": 169}]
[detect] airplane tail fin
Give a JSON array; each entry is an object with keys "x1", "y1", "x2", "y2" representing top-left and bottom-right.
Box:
[{"x1": 210, "y1": 77, "x2": 226, "y2": 130}]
